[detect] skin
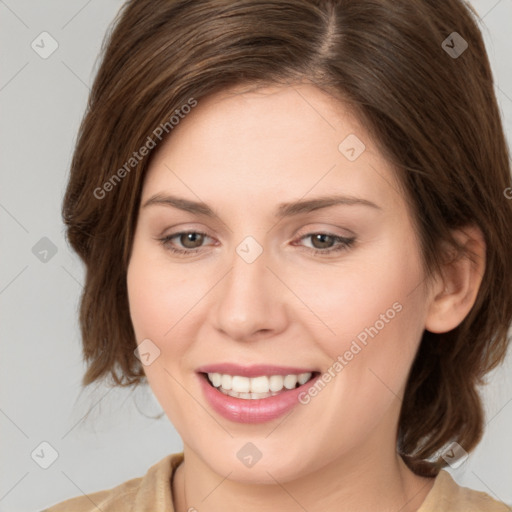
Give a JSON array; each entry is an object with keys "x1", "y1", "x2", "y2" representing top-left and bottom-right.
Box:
[{"x1": 126, "y1": 83, "x2": 485, "y2": 512}]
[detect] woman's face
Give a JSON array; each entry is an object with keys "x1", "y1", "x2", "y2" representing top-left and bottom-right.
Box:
[{"x1": 127, "y1": 83, "x2": 434, "y2": 482}]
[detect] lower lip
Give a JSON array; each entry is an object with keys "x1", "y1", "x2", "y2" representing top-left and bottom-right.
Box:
[{"x1": 198, "y1": 373, "x2": 319, "y2": 424}]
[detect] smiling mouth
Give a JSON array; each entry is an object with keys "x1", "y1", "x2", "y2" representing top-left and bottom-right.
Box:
[{"x1": 200, "y1": 371, "x2": 319, "y2": 400}]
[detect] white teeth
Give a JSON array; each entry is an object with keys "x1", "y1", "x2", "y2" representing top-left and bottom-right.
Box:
[
  {"x1": 269, "y1": 375, "x2": 284, "y2": 392},
  {"x1": 221, "y1": 374, "x2": 232, "y2": 390},
  {"x1": 298, "y1": 372, "x2": 311, "y2": 385},
  {"x1": 206, "y1": 371, "x2": 313, "y2": 399},
  {"x1": 250, "y1": 391, "x2": 272, "y2": 399},
  {"x1": 219, "y1": 387, "x2": 283, "y2": 399},
  {"x1": 232, "y1": 376, "x2": 250, "y2": 393},
  {"x1": 208, "y1": 373, "x2": 222, "y2": 387},
  {"x1": 250, "y1": 376, "x2": 269, "y2": 393},
  {"x1": 283, "y1": 374, "x2": 298, "y2": 389}
]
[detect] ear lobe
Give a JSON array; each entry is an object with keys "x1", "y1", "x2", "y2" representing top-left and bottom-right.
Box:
[{"x1": 424, "y1": 225, "x2": 486, "y2": 334}]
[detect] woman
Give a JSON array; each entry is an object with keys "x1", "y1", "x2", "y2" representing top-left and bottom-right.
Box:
[{"x1": 43, "y1": 0, "x2": 512, "y2": 510}]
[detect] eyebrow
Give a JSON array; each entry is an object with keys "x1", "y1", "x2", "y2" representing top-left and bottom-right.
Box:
[{"x1": 141, "y1": 193, "x2": 381, "y2": 218}]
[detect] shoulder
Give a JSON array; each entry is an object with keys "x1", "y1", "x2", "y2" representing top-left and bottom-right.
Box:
[
  {"x1": 40, "y1": 452, "x2": 184, "y2": 512},
  {"x1": 40, "y1": 476, "x2": 141, "y2": 512},
  {"x1": 419, "y1": 469, "x2": 510, "y2": 512}
]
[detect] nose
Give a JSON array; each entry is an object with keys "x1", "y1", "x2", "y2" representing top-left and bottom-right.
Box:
[{"x1": 211, "y1": 240, "x2": 288, "y2": 342}]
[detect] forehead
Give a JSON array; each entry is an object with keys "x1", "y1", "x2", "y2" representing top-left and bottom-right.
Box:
[{"x1": 141, "y1": 83, "x2": 403, "y2": 214}]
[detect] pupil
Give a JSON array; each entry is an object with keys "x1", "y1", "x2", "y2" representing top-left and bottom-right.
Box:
[
  {"x1": 182, "y1": 233, "x2": 203, "y2": 248},
  {"x1": 313, "y1": 234, "x2": 332, "y2": 249}
]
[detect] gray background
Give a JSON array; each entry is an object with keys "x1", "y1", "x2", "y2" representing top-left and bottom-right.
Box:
[{"x1": 0, "y1": 1, "x2": 511, "y2": 510}]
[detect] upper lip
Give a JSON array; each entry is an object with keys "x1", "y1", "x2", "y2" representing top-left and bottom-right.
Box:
[{"x1": 196, "y1": 363, "x2": 317, "y2": 377}]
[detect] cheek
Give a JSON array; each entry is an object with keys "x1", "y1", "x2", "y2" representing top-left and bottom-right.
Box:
[
  {"x1": 127, "y1": 259, "x2": 166, "y2": 341},
  {"x1": 126, "y1": 240, "x2": 192, "y2": 352},
  {"x1": 127, "y1": 244, "x2": 202, "y2": 427},
  {"x1": 297, "y1": 239, "x2": 424, "y2": 358}
]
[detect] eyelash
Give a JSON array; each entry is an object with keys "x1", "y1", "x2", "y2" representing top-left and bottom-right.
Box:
[{"x1": 157, "y1": 231, "x2": 356, "y2": 257}]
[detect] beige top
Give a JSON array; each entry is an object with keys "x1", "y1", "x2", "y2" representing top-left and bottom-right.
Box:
[{"x1": 41, "y1": 452, "x2": 510, "y2": 511}]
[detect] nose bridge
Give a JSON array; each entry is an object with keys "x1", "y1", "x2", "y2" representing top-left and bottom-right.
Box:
[{"x1": 212, "y1": 234, "x2": 285, "y2": 340}]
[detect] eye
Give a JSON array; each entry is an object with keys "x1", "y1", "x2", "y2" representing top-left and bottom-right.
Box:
[
  {"x1": 295, "y1": 232, "x2": 356, "y2": 256},
  {"x1": 158, "y1": 231, "x2": 212, "y2": 255},
  {"x1": 157, "y1": 230, "x2": 356, "y2": 257}
]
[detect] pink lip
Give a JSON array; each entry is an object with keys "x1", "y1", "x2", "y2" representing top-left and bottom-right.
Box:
[
  {"x1": 197, "y1": 370, "x2": 320, "y2": 424},
  {"x1": 196, "y1": 363, "x2": 316, "y2": 377}
]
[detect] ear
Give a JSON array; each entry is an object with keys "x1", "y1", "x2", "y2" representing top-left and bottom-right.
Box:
[{"x1": 424, "y1": 225, "x2": 486, "y2": 333}]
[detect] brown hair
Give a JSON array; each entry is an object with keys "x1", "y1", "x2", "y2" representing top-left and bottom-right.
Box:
[{"x1": 63, "y1": 0, "x2": 512, "y2": 477}]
